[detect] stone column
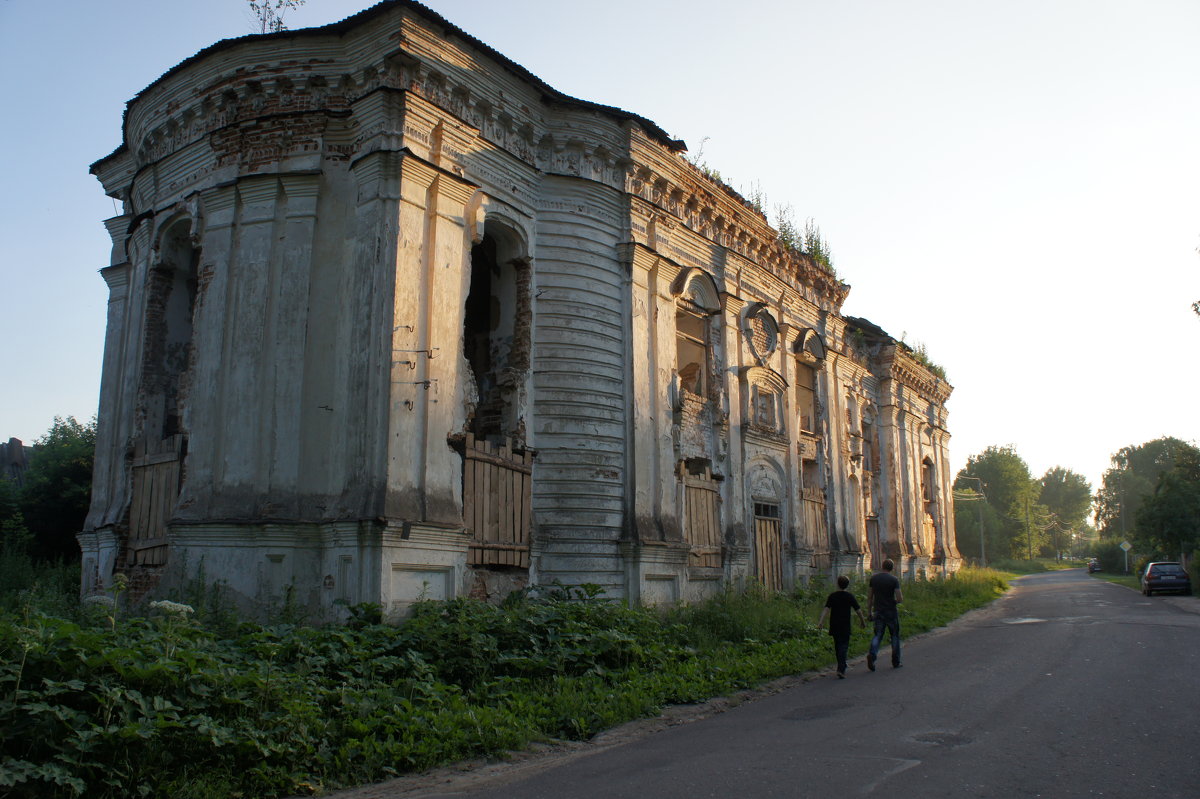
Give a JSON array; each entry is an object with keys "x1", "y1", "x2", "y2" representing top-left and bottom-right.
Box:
[
  {"x1": 87, "y1": 248, "x2": 131, "y2": 531},
  {"x1": 420, "y1": 170, "x2": 477, "y2": 524},
  {"x1": 178, "y1": 185, "x2": 237, "y2": 517},
  {"x1": 221, "y1": 177, "x2": 280, "y2": 494},
  {"x1": 719, "y1": 293, "x2": 747, "y2": 559},
  {"x1": 342, "y1": 150, "x2": 402, "y2": 519},
  {"x1": 628, "y1": 244, "x2": 676, "y2": 541},
  {"x1": 266, "y1": 174, "x2": 320, "y2": 513},
  {"x1": 385, "y1": 152, "x2": 437, "y2": 522}
]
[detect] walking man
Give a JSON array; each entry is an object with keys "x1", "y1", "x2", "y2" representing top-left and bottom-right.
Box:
[
  {"x1": 866, "y1": 558, "x2": 903, "y2": 671},
  {"x1": 817, "y1": 575, "x2": 867, "y2": 678}
]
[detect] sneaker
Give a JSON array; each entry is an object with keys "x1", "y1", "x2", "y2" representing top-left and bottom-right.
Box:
[
  {"x1": 867, "y1": 654, "x2": 876, "y2": 672},
  {"x1": 892, "y1": 662, "x2": 903, "y2": 669},
  {"x1": 837, "y1": 672, "x2": 846, "y2": 679}
]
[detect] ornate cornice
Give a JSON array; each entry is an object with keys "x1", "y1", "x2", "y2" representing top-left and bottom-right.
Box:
[
  {"x1": 883, "y1": 349, "x2": 953, "y2": 404},
  {"x1": 91, "y1": 1, "x2": 851, "y2": 322}
]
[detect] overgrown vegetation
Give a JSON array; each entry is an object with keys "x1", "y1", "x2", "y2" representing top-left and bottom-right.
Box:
[
  {"x1": 0, "y1": 567, "x2": 1007, "y2": 798},
  {"x1": 899, "y1": 339, "x2": 948, "y2": 382},
  {"x1": 683, "y1": 139, "x2": 836, "y2": 277},
  {"x1": 248, "y1": 0, "x2": 305, "y2": 33}
]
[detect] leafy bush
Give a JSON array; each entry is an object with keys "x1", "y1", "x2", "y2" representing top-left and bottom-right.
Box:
[{"x1": 1093, "y1": 539, "x2": 1129, "y2": 573}]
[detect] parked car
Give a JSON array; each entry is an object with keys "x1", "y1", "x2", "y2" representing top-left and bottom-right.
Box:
[
  {"x1": 1087, "y1": 558, "x2": 1101, "y2": 573},
  {"x1": 1140, "y1": 562, "x2": 1192, "y2": 596}
]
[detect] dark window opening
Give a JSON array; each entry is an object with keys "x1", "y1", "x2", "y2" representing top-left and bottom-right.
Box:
[
  {"x1": 676, "y1": 308, "x2": 708, "y2": 396},
  {"x1": 464, "y1": 226, "x2": 527, "y2": 442},
  {"x1": 145, "y1": 223, "x2": 199, "y2": 441},
  {"x1": 754, "y1": 502, "x2": 780, "y2": 519}
]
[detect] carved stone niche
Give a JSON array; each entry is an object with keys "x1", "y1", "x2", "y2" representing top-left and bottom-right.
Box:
[{"x1": 741, "y1": 366, "x2": 788, "y2": 447}]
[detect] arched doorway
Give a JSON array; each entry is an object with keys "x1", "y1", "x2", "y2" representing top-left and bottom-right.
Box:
[
  {"x1": 461, "y1": 218, "x2": 534, "y2": 569},
  {"x1": 129, "y1": 219, "x2": 198, "y2": 568}
]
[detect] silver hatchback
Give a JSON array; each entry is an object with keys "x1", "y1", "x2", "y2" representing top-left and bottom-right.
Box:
[{"x1": 1140, "y1": 562, "x2": 1192, "y2": 596}]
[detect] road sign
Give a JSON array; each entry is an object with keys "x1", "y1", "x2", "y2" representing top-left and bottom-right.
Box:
[{"x1": 1120, "y1": 541, "x2": 1132, "y2": 552}]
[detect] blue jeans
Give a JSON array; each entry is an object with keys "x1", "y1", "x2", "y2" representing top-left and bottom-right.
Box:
[{"x1": 870, "y1": 611, "x2": 901, "y2": 666}]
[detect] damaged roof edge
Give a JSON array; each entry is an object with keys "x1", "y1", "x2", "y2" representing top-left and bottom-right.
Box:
[
  {"x1": 842, "y1": 315, "x2": 894, "y2": 343},
  {"x1": 90, "y1": 0, "x2": 686, "y2": 175}
]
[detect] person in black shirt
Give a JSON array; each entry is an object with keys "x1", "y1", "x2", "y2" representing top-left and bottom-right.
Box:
[
  {"x1": 866, "y1": 558, "x2": 904, "y2": 670},
  {"x1": 817, "y1": 574, "x2": 866, "y2": 678}
]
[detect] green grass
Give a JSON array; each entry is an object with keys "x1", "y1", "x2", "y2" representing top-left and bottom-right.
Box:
[
  {"x1": 1, "y1": 567, "x2": 1008, "y2": 799},
  {"x1": 986, "y1": 557, "x2": 1084, "y2": 575},
  {"x1": 1088, "y1": 572, "x2": 1141, "y2": 591}
]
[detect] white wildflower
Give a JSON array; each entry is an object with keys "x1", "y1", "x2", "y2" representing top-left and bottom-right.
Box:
[
  {"x1": 84, "y1": 594, "x2": 116, "y2": 607},
  {"x1": 149, "y1": 600, "x2": 195, "y2": 615}
]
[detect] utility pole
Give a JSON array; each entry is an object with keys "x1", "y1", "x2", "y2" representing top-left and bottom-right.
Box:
[
  {"x1": 956, "y1": 477, "x2": 987, "y2": 567},
  {"x1": 972, "y1": 480, "x2": 985, "y2": 567},
  {"x1": 1026, "y1": 496, "x2": 1032, "y2": 561}
]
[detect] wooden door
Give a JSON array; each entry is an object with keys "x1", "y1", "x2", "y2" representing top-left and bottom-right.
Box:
[
  {"x1": 684, "y1": 464, "x2": 722, "y2": 568},
  {"x1": 462, "y1": 434, "x2": 533, "y2": 568},
  {"x1": 128, "y1": 435, "x2": 184, "y2": 566},
  {"x1": 753, "y1": 502, "x2": 782, "y2": 591}
]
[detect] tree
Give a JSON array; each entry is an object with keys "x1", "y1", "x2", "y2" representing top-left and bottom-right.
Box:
[
  {"x1": 248, "y1": 0, "x2": 305, "y2": 34},
  {"x1": 952, "y1": 487, "x2": 1008, "y2": 565},
  {"x1": 955, "y1": 445, "x2": 1042, "y2": 559},
  {"x1": 1039, "y1": 467, "x2": 1093, "y2": 558},
  {"x1": 1134, "y1": 446, "x2": 1200, "y2": 560},
  {"x1": 1095, "y1": 437, "x2": 1200, "y2": 537},
  {"x1": 19, "y1": 416, "x2": 96, "y2": 561}
]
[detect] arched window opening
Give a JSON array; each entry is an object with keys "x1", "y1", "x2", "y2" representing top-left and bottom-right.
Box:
[
  {"x1": 671, "y1": 269, "x2": 721, "y2": 403},
  {"x1": 862, "y1": 416, "x2": 878, "y2": 473},
  {"x1": 796, "y1": 362, "x2": 817, "y2": 433},
  {"x1": 128, "y1": 218, "x2": 198, "y2": 570},
  {"x1": 922, "y1": 457, "x2": 937, "y2": 504},
  {"x1": 464, "y1": 223, "x2": 528, "y2": 441},
  {"x1": 461, "y1": 218, "x2": 533, "y2": 572},
  {"x1": 146, "y1": 222, "x2": 199, "y2": 440},
  {"x1": 676, "y1": 307, "x2": 709, "y2": 397}
]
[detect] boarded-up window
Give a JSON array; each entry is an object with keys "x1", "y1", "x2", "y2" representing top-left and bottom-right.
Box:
[
  {"x1": 801, "y1": 459, "x2": 828, "y2": 550},
  {"x1": 683, "y1": 462, "x2": 721, "y2": 568}
]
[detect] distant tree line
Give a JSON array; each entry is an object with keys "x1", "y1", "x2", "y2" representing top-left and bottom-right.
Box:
[
  {"x1": 954, "y1": 436, "x2": 1200, "y2": 571},
  {"x1": 953, "y1": 447, "x2": 1092, "y2": 564}
]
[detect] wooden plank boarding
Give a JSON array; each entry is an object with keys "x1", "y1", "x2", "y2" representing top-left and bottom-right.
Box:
[
  {"x1": 463, "y1": 436, "x2": 533, "y2": 568},
  {"x1": 684, "y1": 465, "x2": 722, "y2": 568},
  {"x1": 129, "y1": 438, "x2": 182, "y2": 566}
]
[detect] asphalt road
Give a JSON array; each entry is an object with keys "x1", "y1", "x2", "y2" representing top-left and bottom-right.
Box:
[{"x1": 337, "y1": 571, "x2": 1200, "y2": 798}]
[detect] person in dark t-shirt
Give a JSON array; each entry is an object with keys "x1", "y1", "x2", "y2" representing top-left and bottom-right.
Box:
[
  {"x1": 817, "y1": 574, "x2": 866, "y2": 678},
  {"x1": 866, "y1": 558, "x2": 904, "y2": 671}
]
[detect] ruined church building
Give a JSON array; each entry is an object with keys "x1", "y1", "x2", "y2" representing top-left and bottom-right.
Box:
[{"x1": 82, "y1": 0, "x2": 960, "y2": 616}]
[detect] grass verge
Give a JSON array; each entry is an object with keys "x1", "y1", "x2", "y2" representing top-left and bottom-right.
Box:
[{"x1": 1088, "y1": 572, "x2": 1141, "y2": 591}]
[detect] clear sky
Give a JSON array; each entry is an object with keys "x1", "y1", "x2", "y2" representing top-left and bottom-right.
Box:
[{"x1": 1, "y1": 0, "x2": 1197, "y2": 496}]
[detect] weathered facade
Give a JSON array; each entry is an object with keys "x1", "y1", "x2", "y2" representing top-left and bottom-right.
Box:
[{"x1": 82, "y1": 0, "x2": 959, "y2": 616}]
